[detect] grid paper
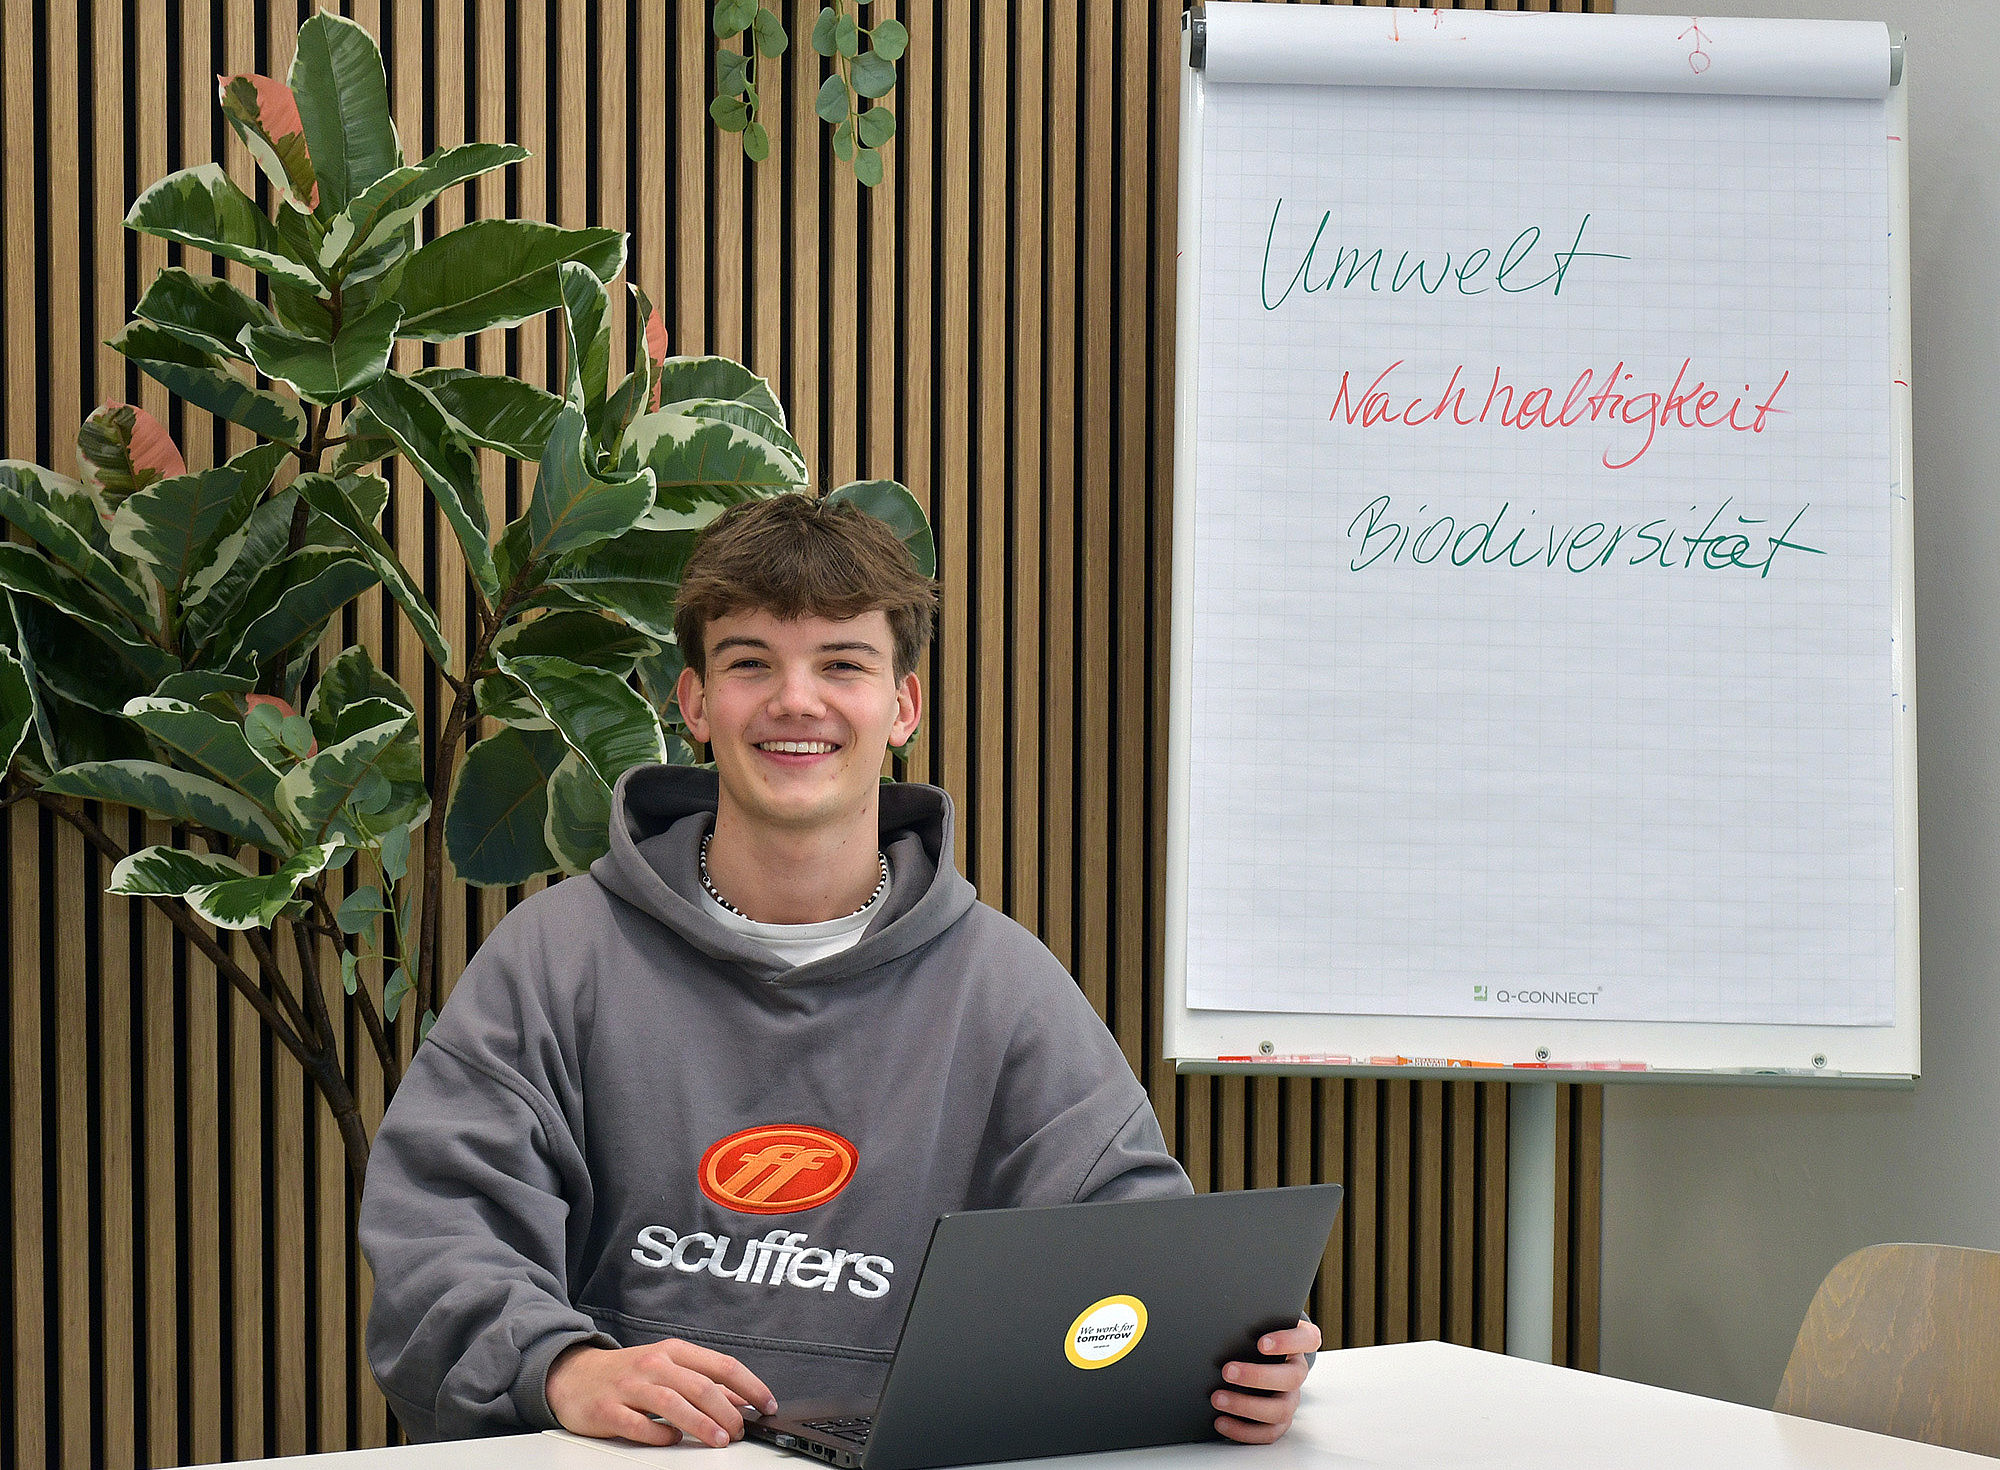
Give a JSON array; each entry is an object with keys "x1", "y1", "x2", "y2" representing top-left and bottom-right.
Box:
[{"x1": 1185, "y1": 83, "x2": 1894, "y2": 1026}]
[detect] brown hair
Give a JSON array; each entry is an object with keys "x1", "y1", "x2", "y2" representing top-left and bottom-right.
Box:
[{"x1": 673, "y1": 493, "x2": 938, "y2": 680}]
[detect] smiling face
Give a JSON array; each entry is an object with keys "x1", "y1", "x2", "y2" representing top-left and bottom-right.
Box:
[{"x1": 675, "y1": 608, "x2": 922, "y2": 843}]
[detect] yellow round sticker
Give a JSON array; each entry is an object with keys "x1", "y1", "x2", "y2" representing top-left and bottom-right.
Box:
[{"x1": 1065, "y1": 1294, "x2": 1149, "y2": 1369}]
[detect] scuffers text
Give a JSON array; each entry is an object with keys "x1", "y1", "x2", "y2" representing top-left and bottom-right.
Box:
[{"x1": 630, "y1": 1224, "x2": 895, "y2": 1299}]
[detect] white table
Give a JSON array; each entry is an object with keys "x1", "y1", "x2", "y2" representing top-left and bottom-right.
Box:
[{"x1": 219, "y1": 1341, "x2": 1994, "y2": 1468}]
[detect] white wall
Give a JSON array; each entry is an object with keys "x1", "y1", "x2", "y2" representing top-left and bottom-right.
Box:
[{"x1": 1604, "y1": 0, "x2": 2000, "y2": 1408}]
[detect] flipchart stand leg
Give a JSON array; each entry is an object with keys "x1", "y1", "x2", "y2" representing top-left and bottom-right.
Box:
[{"x1": 1505, "y1": 1081, "x2": 1558, "y2": 1363}]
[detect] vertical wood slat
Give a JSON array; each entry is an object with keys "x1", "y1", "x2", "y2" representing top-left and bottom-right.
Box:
[
  {"x1": 898, "y1": 0, "x2": 935, "y2": 786},
  {"x1": 934, "y1": 0, "x2": 971, "y2": 869},
  {"x1": 0, "y1": 2, "x2": 1608, "y2": 1460},
  {"x1": 973, "y1": 0, "x2": 1008, "y2": 910}
]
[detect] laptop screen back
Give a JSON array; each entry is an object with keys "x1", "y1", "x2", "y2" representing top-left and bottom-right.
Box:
[{"x1": 860, "y1": 1184, "x2": 1343, "y2": 1470}]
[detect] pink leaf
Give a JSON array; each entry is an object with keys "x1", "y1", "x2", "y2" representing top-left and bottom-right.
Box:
[
  {"x1": 645, "y1": 309, "x2": 670, "y2": 410},
  {"x1": 121, "y1": 403, "x2": 187, "y2": 482},
  {"x1": 76, "y1": 401, "x2": 185, "y2": 508},
  {"x1": 218, "y1": 73, "x2": 319, "y2": 209}
]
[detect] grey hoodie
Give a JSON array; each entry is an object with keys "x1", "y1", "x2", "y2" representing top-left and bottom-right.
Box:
[{"x1": 359, "y1": 766, "x2": 1190, "y2": 1441}]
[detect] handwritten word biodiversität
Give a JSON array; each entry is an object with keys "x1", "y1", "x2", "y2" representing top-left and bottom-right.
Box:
[
  {"x1": 1345, "y1": 495, "x2": 1824, "y2": 577},
  {"x1": 1261, "y1": 202, "x2": 1628, "y2": 310},
  {"x1": 1329, "y1": 359, "x2": 1790, "y2": 471}
]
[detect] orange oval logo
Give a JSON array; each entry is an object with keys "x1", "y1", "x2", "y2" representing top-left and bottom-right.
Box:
[{"x1": 699, "y1": 1125, "x2": 859, "y2": 1215}]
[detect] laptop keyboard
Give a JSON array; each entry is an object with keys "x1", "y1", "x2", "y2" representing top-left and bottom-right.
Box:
[{"x1": 804, "y1": 1416, "x2": 874, "y2": 1445}]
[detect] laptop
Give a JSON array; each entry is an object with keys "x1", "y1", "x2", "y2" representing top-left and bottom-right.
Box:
[{"x1": 747, "y1": 1184, "x2": 1344, "y2": 1470}]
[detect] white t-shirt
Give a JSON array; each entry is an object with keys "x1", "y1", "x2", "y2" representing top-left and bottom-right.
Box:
[{"x1": 697, "y1": 869, "x2": 891, "y2": 967}]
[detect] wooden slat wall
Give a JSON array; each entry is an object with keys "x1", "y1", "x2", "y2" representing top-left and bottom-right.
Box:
[{"x1": 0, "y1": 1, "x2": 1605, "y2": 1463}]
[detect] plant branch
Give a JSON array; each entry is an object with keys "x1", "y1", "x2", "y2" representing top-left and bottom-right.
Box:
[
  {"x1": 414, "y1": 562, "x2": 538, "y2": 1024},
  {"x1": 416, "y1": 682, "x2": 477, "y2": 1028},
  {"x1": 290, "y1": 898, "x2": 375, "y2": 1201},
  {"x1": 290, "y1": 909, "x2": 339, "y2": 1063},
  {"x1": 312, "y1": 885, "x2": 399, "y2": 1091},
  {"x1": 33, "y1": 790, "x2": 316, "y2": 1068},
  {"x1": 245, "y1": 924, "x2": 320, "y2": 1049}
]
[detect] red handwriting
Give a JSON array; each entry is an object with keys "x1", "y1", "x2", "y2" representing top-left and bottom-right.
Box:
[
  {"x1": 1681, "y1": 20, "x2": 1712, "y2": 76},
  {"x1": 1329, "y1": 359, "x2": 1790, "y2": 470}
]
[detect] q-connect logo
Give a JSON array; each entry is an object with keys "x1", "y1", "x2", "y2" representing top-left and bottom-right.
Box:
[
  {"x1": 699, "y1": 1124, "x2": 858, "y2": 1215},
  {"x1": 1475, "y1": 987, "x2": 1604, "y2": 1007}
]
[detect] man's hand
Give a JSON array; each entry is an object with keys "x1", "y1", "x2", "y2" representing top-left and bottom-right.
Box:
[
  {"x1": 1213, "y1": 1318, "x2": 1321, "y2": 1444},
  {"x1": 546, "y1": 1339, "x2": 779, "y2": 1447}
]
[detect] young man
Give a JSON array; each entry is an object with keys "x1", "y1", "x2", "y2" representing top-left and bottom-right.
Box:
[{"x1": 359, "y1": 494, "x2": 1318, "y2": 1447}]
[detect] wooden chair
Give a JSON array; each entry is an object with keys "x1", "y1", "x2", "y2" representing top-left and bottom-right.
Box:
[{"x1": 1774, "y1": 1242, "x2": 2000, "y2": 1458}]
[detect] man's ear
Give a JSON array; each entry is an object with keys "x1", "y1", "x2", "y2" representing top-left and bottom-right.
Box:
[
  {"x1": 675, "y1": 664, "x2": 711, "y2": 744},
  {"x1": 891, "y1": 672, "x2": 922, "y2": 747}
]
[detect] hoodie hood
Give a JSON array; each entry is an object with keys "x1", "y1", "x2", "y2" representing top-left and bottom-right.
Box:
[{"x1": 591, "y1": 764, "x2": 979, "y2": 984}]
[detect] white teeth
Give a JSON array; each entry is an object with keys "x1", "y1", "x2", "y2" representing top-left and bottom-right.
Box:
[{"x1": 758, "y1": 741, "x2": 836, "y2": 754}]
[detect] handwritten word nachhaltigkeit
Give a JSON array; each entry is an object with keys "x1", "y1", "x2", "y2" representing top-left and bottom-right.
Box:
[
  {"x1": 1329, "y1": 359, "x2": 1790, "y2": 470},
  {"x1": 1344, "y1": 495, "x2": 1824, "y2": 577},
  {"x1": 1260, "y1": 202, "x2": 1628, "y2": 310}
]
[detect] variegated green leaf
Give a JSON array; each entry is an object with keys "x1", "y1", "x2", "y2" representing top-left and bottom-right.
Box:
[
  {"x1": 0, "y1": 462, "x2": 154, "y2": 629},
  {"x1": 242, "y1": 298, "x2": 401, "y2": 405},
  {"x1": 496, "y1": 653, "x2": 667, "y2": 792},
  {"x1": 0, "y1": 544, "x2": 175, "y2": 688},
  {"x1": 121, "y1": 696, "x2": 283, "y2": 808},
  {"x1": 543, "y1": 749, "x2": 613, "y2": 875},
  {"x1": 544, "y1": 528, "x2": 700, "y2": 642},
  {"x1": 0, "y1": 645, "x2": 34, "y2": 772},
  {"x1": 16, "y1": 615, "x2": 166, "y2": 718},
  {"x1": 558, "y1": 260, "x2": 611, "y2": 415},
  {"x1": 187, "y1": 841, "x2": 341, "y2": 930},
  {"x1": 154, "y1": 670, "x2": 256, "y2": 706},
  {"x1": 306, "y1": 645, "x2": 411, "y2": 750},
  {"x1": 222, "y1": 549, "x2": 380, "y2": 670},
  {"x1": 182, "y1": 489, "x2": 313, "y2": 640},
  {"x1": 653, "y1": 397, "x2": 805, "y2": 476},
  {"x1": 107, "y1": 844, "x2": 253, "y2": 897},
  {"x1": 123, "y1": 163, "x2": 323, "y2": 290},
  {"x1": 492, "y1": 610, "x2": 658, "y2": 671},
  {"x1": 291, "y1": 473, "x2": 451, "y2": 672},
  {"x1": 41, "y1": 759, "x2": 290, "y2": 853},
  {"x1": 525, "y1": 407, "x2": 656, "y2": 565},
  {"x1": 110, "y1": 322, "x2": 308, "y2": 447},
  {"x1": 392, "y1": 220, "x2": 624, "y2": 341},
  {"x1": 276, "y1": 713, "x2": 420, "y2": 845},
  {"x1": 132, "y1": 268, "x2": 277, "y2": 360},
  {"x1": 355, "y1": 373, "x2": 499, "y2": 600},
  {"x1": 622, "y1": 409, "x2": 806, "y2": 515},
  {"x1": 410, "y1": 367, "x2": 565, "y2": 460},
  {"x1": 653, "y1": 356, "x2": 786, "y2": 427},
  {"x1": 109, "y1": 445, "x2": 285, "y2": 600},
  {"x1": 323, "y1": 142, "x2": 527, "y2": 266}
]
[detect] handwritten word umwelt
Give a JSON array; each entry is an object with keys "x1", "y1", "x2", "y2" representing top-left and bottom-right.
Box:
[
  {"x1": 1261, "y1": 202, "x2": 1627, "y2": 310},
  {"x1": 1345, "y1": 495, "x2": 1824, "y2": 577},
  {"x1": 1329, "y1": 359, "x2": 1790, "y2": 470}
]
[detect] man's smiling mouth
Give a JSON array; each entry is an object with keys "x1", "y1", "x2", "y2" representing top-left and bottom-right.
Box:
[{"x1": 755, "y1": 741, "x2": 840, "y2": 754}]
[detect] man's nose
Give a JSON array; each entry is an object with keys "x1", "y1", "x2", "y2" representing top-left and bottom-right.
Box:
[{"x1": 768, "y1": 666, "x2": 827, "y2": 715}]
